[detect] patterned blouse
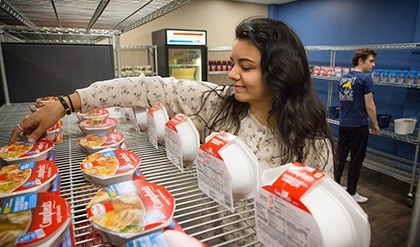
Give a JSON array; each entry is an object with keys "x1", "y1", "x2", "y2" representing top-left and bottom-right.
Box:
[{"x1": 76, "y1": 74, "x2": 333, "y2": 177}]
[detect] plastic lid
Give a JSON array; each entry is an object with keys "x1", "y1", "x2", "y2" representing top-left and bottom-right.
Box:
[
  {"x1": 79, "y1": 117, "x2": 118, "y2": 129},
  {"x1": 77, "y1": 109, "x2": 110, "y2": 118},
  {"x1": 0, "y1": 139, "x2": 54, "y2": 162},
  {"x1": 0, "y1": 192, "x2": 71, "y2": 247},
  {"x1": 80, "y1": 149, "x2": 140, "y2": 177},
  {"x1": 124, "y1": 230, "x2": 206, "y2": 247},
  {"x1": 86, "y1": 180, "x2": 175, "y2": 234},
  {"x1": 78, "y1": 132, "x2": 125, "y2": 148},
  {"x1": 0, "y1": 161, "x2": 58, "y2": 198}
]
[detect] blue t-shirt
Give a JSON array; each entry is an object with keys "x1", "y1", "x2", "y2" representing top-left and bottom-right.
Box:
[{"x1": 338, "y1": 71, "x2": 374, "y2": 127}]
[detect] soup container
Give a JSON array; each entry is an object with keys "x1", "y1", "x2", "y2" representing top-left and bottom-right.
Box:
[
  {"x1": 148, "y1": 104, "x2": 169, "y2": 144},
  {"x1": 80, "y1": 149, "x2": 140, "y2": 186},
  {"x1": 78, "y1": 132, "x2": 125, "y2": 154},
  {"x1": 166, "y1": 114, "x2": 200, "y2": 161},
  {"x1": 259, "y1": 163, "x2": 370, "y2": 247},
  {"x1": 46, "y1": 120, "x2": 63, "y2": 141},
  {"x1": 124, "y1": 230, "x2": 206, "y2": 247},
  {"x1": 78, "y1": 117, "x2": 118, "y2": 135},
  {"x1": 0, "y1": 139, "x2": 54, "y2": 164},
  {"x1": 203, "y1": 132, "x2": 259, "y2": 200},
  {"x1": 77, "y1": 109, "x2": 110, "y2": 120},
  {"x1": 394, "y1": 118, "x2": 417, "y2": 135},
  {"x1": 86, "y1": 180, "x2": 175, "y2": 245},
  {"x1": 0, "y1": 160, "x2": 58, "y2": 199},
  {"x1": 134, "y1": 107, "x2": 148, "y2": 131},
  {"x1": 36, "y1": 96, "x2": 57, "y2": 104},
  {"x1": 0, "y1": 192, "x2": 72, "y2": 247},
  {"x1": 29, "y1": 102, "x2": 46, "y2": 112}
]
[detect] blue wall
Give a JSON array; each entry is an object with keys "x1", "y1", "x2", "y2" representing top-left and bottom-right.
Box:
[{"x1": 269, "y1": 0, "x2": 420, "y2": 162}]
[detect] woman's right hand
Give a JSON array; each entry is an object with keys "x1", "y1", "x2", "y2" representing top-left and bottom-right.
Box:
[{"x1": 9, "y1": 100, "x2": 66, "y2": 144}]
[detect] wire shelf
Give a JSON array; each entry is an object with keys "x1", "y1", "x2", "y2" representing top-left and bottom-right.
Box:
[
  {"x1": 0, "y1": 103, "x2": 260, "y2": 247},
  {"x1": 311, "y1": 75, "x2": 420, "y2": 89}
]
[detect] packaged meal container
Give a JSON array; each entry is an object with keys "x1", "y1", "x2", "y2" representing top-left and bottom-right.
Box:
[
  {"x1": 46, "y1": 120, "x2": 63, "y2": 141},
  {"x1": 380, "y1": 70, "x2": 389, "y2": 82},
  {"x1": 78, "y1": 117, "x2": 118, "y2": 135},
  {"x1": 36, "y1": 96, "x2": 57, "y2": 104},
  {"x1": 29, "y1": 102, "x2": 46, "y2": 112},
  {"x1": 0, "y1": 192, "x2": 72, "y2": 246},
  {"x1": 78, "y1": 132, "x2": 125, "y2": 154},
  {"x1": 256, "y1": 163, "x2": 370, "y2": 247},
  {"x1": 397, "y1": 70, "x2": 407, "y2": 83},
  {"x1": 371, "y1": 69, "x2": 381, "y2": 81},
  {"x1": 0, "y1": 161, "x2": 58, "y2": 199},
  {"x1": 0, "y1": 139, "x2": 54, "y2": 164},
  {"x1": 77, "y1": 109, "x2": 110, "y2": 120},
  {"x1": 406, "y1": 71, "x2": 417, "y2": 84},
  {"x1": 389, "y1": 70, "x2": 397, "y2": 83},
  {"x1": 80, "y1": 149, "x2": 140, "y2": 186},
  {"x1": 394, "y1": 118, "x2": 417, "y2": 135},
  {"x1": 86, "y1": 180, "x2": 175, "y2": 245},
  {"x1": 124, "y1": 230, "x2": 207, "y2": 247}
]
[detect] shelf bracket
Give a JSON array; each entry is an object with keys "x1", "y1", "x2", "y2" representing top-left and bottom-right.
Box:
[
  {"x1": 86, "y1": 0, "x2": 111, "y2": 32},
  {"x1": 0, "y1": 0, "x2": 36, "y2": 30}
]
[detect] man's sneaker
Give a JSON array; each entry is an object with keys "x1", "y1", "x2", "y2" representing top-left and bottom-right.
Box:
[{"x1": 352, "y1": 192, "x2": 368, "y2": 203}]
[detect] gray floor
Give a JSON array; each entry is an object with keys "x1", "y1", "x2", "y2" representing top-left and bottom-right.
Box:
[{"x1": 340, "y1": 165, "x2": 414, "y2": 247}]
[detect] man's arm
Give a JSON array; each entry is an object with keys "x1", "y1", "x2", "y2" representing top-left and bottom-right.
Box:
[{"x1": 364, "y1": 92, "x2": 380, "y2": 134}]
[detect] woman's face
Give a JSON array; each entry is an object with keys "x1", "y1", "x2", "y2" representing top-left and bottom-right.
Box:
[{"x1": 228, "y1": 39, "x2": 272, "y2": 107}]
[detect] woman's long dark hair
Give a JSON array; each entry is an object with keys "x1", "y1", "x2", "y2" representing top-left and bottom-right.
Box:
[{"x1": 195, "y1": 17, "x2": 334, "y2": 165}]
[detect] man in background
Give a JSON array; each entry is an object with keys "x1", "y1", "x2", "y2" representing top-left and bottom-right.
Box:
[{"x1": 335, "y1": 48, "x2": 380, "y2": 203}]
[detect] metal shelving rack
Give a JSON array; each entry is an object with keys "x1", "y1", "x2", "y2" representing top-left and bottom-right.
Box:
[
  {"x1": 118, "y1": 45, "x2": 158, "y2": 78},
  {"x1": 207, "y1": 46, "x2": 232, "y2": 75},
  {"x1": 309, "y1": 43, "x2": 420, "y2": 205},
  {"x1": 0, "y1": 0, "x2": 194, "y2": 105},
  {"x1": 0, "y1": 103, "x2": 260, "y2": 246}
]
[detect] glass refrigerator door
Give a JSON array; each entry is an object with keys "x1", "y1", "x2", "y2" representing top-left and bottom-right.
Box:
[{"x1": 168, "y1": 48, "x2": 202, "y2": 81}]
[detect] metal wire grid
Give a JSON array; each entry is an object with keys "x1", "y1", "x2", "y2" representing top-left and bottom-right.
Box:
[{"x1": 0, "y1": 103, "x2": 260, "y2": 247}]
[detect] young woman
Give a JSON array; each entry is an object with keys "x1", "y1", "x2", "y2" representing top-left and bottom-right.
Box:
[{"x1": 10, "y1": 17, "x2": 334, "y2": 177}]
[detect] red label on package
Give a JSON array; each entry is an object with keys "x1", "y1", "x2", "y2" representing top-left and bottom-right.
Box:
[
  {"x1": 86, "y1": 180, "x2": 175, "y2": 233},
  {"x1": 79, "y1": 117, "x2": 117, "y2": 128},
  {"x1": 0, "y1": 139, "x2": 54, "y2": 160},
  {"x1": 262, "y1": 162, "x2": 325, "y2": 214},
  {"x1": 0, "y1": 192, "x2": 71, "y2": 247},
  {"x1": 199, "y1": 131, "x2": 235, "y2": 160},
  {"x1": 36, "y1": 96, "x2": 57, "y2": 103},
  {"x1": 78, "y1": 132, "x2": 125, "y2": 148},
  {"x1": 0, "y1": 160, "x2": 58, "y2": 195},
  {"x1": 148, "y1": 103, "x2": 163, "y2": 114},
  {"x1": 165, "y1": 113, "x2": 187, "y2": 132},
  {"x1": 80, "y1": 149, "x2": 140, "y2": 177},
  {"x1": 48, "y1": 120, "x2": 63, "y2": 132}
]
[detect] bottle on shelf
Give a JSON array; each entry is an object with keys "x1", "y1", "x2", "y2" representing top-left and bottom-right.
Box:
[
  {"x1": 227, "y1": 60, "x2": 233, "y2": 71},
  {"x1": 216, "y1": 60, "x2": 222, "y2": 71},
  {"x1": 222, "y1": 60, "x2": 228, "y2": 71},
  {"x1": 211, "y1": 60, "x2": 217, "y2": 71}
]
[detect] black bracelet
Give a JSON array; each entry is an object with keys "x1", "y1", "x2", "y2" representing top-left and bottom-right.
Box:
[
  {"x1": 57, "y1": 96, "x2": 71, "y2": 115},
  {"x1": 66, "y1": 95, "x2": 75, "y2": 113}
]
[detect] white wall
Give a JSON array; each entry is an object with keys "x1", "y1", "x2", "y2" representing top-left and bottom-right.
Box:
[{"x1": 106, "y1": 0, "x2": 267, "y2": 84}]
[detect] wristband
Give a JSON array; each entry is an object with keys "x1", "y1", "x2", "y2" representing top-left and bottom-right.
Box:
[
  {"x1": 66, "y1": 95, "x2": 75, "y2": 113},
  {"x1": 57, "y1": 96, "x2": 71, "y2": 115}
]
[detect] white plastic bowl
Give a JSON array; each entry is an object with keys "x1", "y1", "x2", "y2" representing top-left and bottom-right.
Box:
[
  {"x1": 87, "y1": 180, "x2": 175, "y2": 245},
  {"x1": 167, "y1": 115, "x2": 200, "y2": 161},
  {"x1": 77, "y1": 109, "x2": 110, "y2": 120},
  {"x1": 260, "y1": 163, "x2": 371, "y2": 247},
  {"x1": 78, "y1": 132, "x2": 125, "y2": 154},
  {"x1": 80, "y1": 148, "x2": 140, "y2": 186},
  {"x1": 134, "y1": 107, "x2": 148, "y2": 131},
  {"x1": 0, "y1": 139, "x2": 54, "y2": 164},
  {"x1": 0, "y1": 192, "x2": 71, "y2": 246},
  {"x1": 78, "y1": 117, "x2": 118, "y2": 135},
  {"x1": 394, "y1": 118, "x2": 417, "y2": 135},
  {"x1": 204, "y1": 132, "x2": 259, "y2": 200},
  {"x1": 46, "y1": 120, "x2": 63, "y2": 141},
  {"x1": 150, "y1": 106, "x2": 169, "y2": 144},
  {"x1": 0, "y1": 161, "x2": 58, "y2": 199}
]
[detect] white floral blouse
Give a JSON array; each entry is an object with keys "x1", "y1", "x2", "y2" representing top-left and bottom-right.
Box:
[{"x1": 76, "y1": 74, "x2": 333, "y2": 177}]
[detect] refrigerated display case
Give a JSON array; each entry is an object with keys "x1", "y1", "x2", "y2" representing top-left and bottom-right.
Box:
[{"x1": 152, "y1": 29, "x2": 208, "y2": 81}]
